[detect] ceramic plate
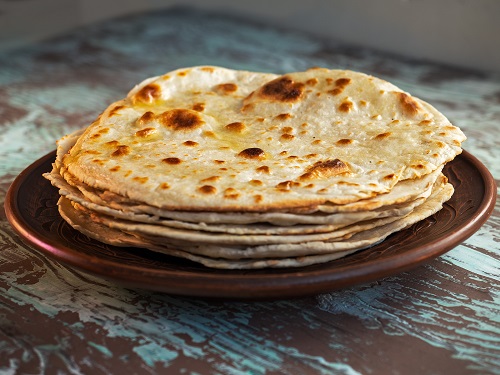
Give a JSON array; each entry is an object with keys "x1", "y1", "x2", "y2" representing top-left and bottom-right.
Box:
[{"x1": 5, "y1": 150, "x2": 496, "y2": 299}]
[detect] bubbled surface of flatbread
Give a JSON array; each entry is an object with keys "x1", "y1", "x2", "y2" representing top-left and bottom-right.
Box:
[{"x1": 62, "y1": 66, "x2": 465, "y2": 211}]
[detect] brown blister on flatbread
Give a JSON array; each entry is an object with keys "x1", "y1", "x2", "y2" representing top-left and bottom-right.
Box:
[
  {"x1": 136, "y1": 111, "x2": 155, "y2": 126},
  {"x1": 157, "y1": 109, "x2": 204, "y2": 131},
  {"x1": 249, "y1": 76, "x2": 305, "y2": 103},
  {"x1": 111, "y1": 145, "x2": 130, "y2": 157},
  {"x1": 238, "y1": 148, "x2": 265, "y2": 159},
  {"x1": 299, "y1": 159, "x2": 350, "y2": 181},
  {"x1": 225, "y1": 122, "x2": 246, "y2": 133},
  {"x1": 135, "y1": 127, "x2": 156, "y2": 138},
  {"x1": 192, "y1": 102, "x2": 205, "y2": 112},
  {"x1": 397, "y1": 92, "x2": 422, "y2": 116},
  {"x1": 132, "y1": 83, "x2": 162, "y2": 104},
  {"x1": 162, "y1": 157, "x2": 182, "y2": 165},
  {"x1": 213, "y1": 83, "x2": 238, "y2": 95},
  {"x1": 108, "y1": 105, "x2": 126, "y2": 117}
]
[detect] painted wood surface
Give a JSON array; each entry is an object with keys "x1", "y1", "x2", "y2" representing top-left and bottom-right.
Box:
[{"x1": 1, "y1": 7, "x2": 499, "y2": 375}]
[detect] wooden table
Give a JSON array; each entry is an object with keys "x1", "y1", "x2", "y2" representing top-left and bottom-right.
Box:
[{"x1": 1, "y1": 8, "x2": 499, "y2": 375}]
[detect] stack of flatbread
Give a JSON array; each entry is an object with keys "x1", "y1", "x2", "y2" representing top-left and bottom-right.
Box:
[{"x1": 44, "y1": 66, "x2": 466, "y2": 269}]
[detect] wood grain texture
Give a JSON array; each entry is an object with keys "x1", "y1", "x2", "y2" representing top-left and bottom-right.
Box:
[{"x1": 0, "y1": 7, "x2": 499, "y2": 375}]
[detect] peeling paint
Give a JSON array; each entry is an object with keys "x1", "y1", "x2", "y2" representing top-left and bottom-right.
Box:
[{"x1": 0, "y1": 7, "x2": 499, "y2": 375}]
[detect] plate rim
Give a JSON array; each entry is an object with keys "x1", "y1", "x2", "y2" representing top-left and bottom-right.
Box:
[{"x1": 4, "y1": 149, "x2": 497, "y2": 299}]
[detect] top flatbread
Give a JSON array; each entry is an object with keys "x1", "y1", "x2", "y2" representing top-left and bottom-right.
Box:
[{"x1": 61, "y1": 66, "x2": 465, "y2": 211}]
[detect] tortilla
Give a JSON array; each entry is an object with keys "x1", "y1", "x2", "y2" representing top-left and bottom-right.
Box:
[
  {"x1": 60, "y1": 66, "x2": 465, "y2": 211},
  {"x1": 44, "y1": 65, "x2": 465, "y2": 269},
  {"x1": 57, "y1": 178, "x2": 453, "y2": 267}
]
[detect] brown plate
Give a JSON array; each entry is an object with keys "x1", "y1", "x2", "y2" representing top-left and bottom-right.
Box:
[{"x1": 4, "y1": 150, "x2": 497, "y2": 299}]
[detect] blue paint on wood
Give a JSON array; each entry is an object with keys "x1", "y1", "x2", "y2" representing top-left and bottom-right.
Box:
[
  {"x1": 88, "y1": 342, "x2": 113, "y2": 358},
  {"x1": 0, "y1": 7, "x2": 499, "y2": 375}
]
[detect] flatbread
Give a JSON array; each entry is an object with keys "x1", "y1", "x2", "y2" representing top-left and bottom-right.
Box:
[
  {"x1": 68, "y1": 175, "x2": 448, "y2": 247},
  {"x1": 57, "y1": 178, "x2": 453, "y2": 267},
  {"x1": 44, "y1": 65, "x2": 465, "y2": 269},
  {"x1": 60, "y1": 66, "x2": 465, "y2": 211},
  {"x1": 46, "y1": 162, "x2": 434, "y2": 233}
]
